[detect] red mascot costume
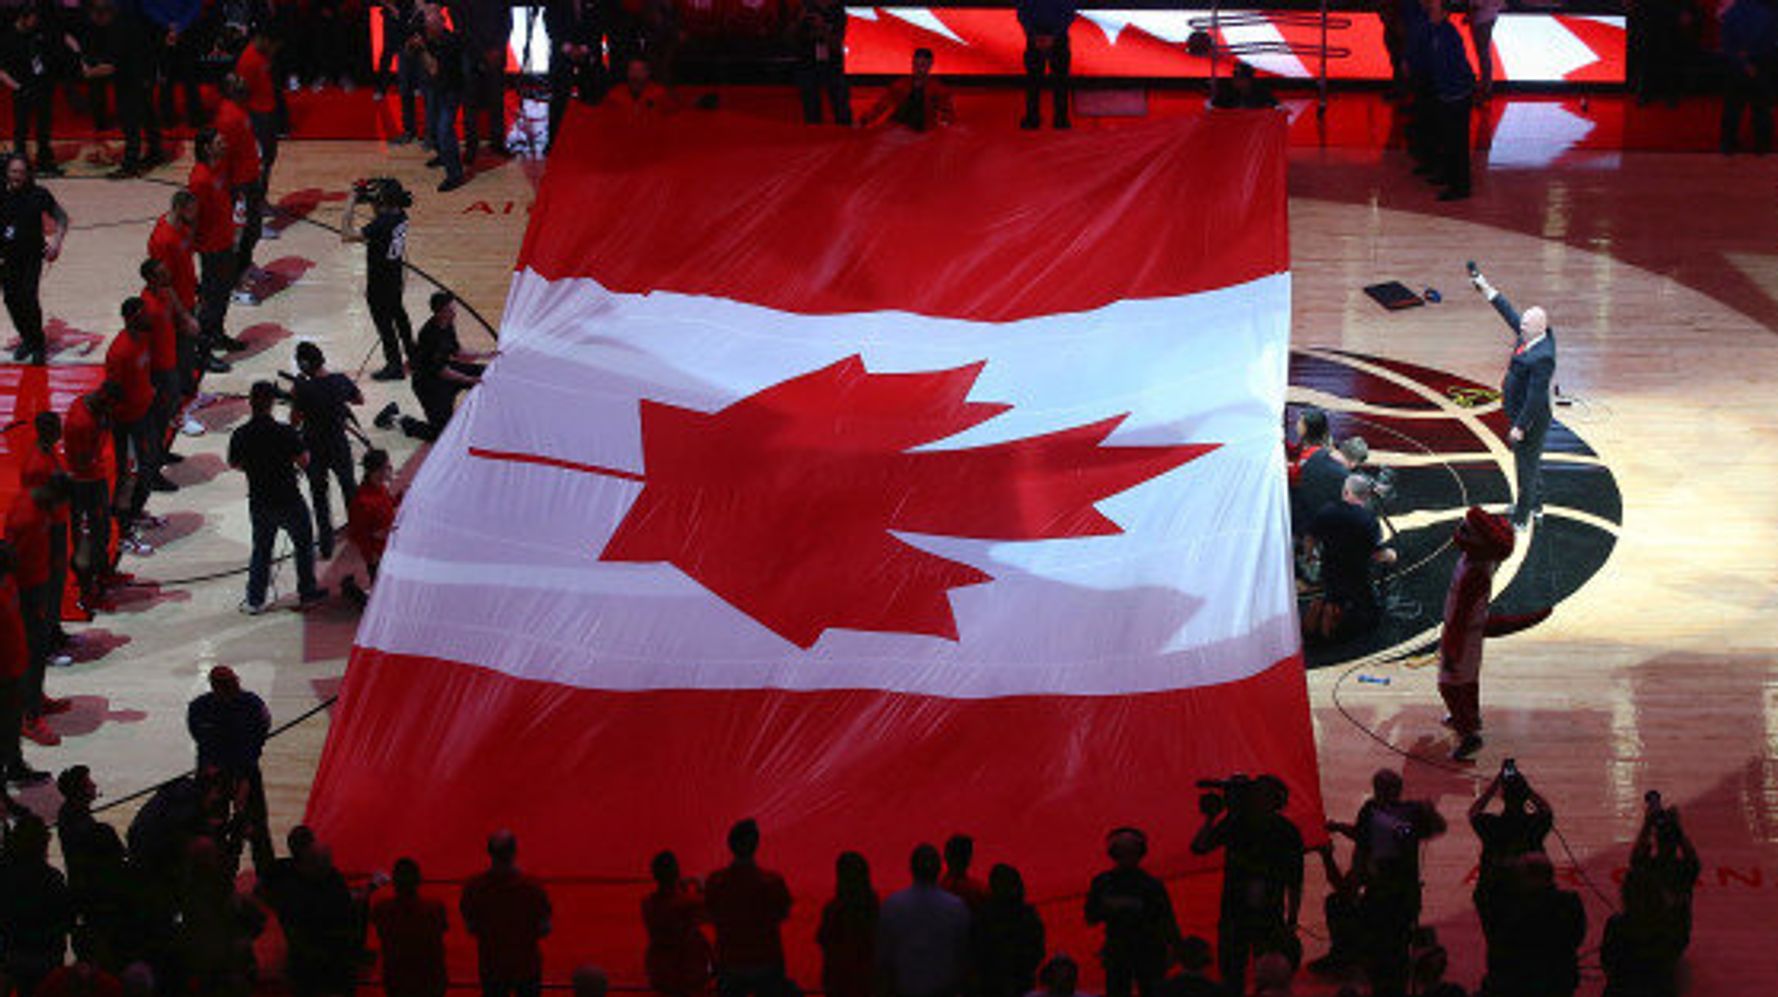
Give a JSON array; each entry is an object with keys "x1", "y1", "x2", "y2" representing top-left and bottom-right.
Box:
[{"x1": 1440, "y1": 506, "x2": 1550, "y2": 761}]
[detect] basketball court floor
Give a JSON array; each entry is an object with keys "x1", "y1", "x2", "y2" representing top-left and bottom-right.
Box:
[{"x1": 6, "y1": 87, "x2": 1777, "y2": 995}]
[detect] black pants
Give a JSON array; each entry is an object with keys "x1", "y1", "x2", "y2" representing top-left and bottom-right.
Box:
[
  {"x1": 1722, "y1": 67, "x2": 1774, "y2": 154},
  {"x1": 235, "y1": 182, "x2": 267, "y2": 279},
  {"x1": 112, "y1": 417, "x2": 156, "y2": 525},
  {"x1": 1358, "y1": 884, "x2": 1420, "y2": 997},
  {"x1": 368, "y1": 282, "x2": 415, "y2": 371},
  {"x1": 796, "y1": 60, "x2": 852, "y2": 125},
  {"x1": 199, "y1": 249, "x2": 236, "y2": 347},
  {"x1": 251, "y1": 110, "x2": 280, "y2": 186},
  {"x1": 1433, "y1": 97, "x2": 1471, "y2": 194},
  {"x1": 19, "y1": 582, "x2": 52, "y2": 713},
  {"x1": 463, "y1": 47, "x2": 506, "y2": 157},
  {"x1": 118, "y1": 73, "x2": 164, "y2": 167},
  {"x1": 1101, "y1": 951, "x2": 1166, "y2": 997},
  {"x1": 87, "y1": 75, "x2": 115, "y2": 130},
  {"x1": 1510, "y1": 417, "x2": 1549, "y2": 526},
  {"x1": 2, "y1": 256, "x2": 45, "y2": 359},
  {"x1": 158, "y1": 33, "x2": 207, "y2": 126},
  {"x1": 1470, "y1": 20, "x2": 1496, "y2": 95},
  {"x1": 0, "y1": 675, "x2": 22, "y2": 774},
  {"x1": 246, "y1": 501, "x2": 318, "y2": 606},
  {"x1": 149, "y1": 369, "x2": 182, "y2": 469},
  {"x1": 418, "y1": 363, "x2": 482, "y2": 427},
  {"x1": 12, "y1": 85, "x2": 53, "y2": 165},
  {"x1": 306, "y1": 443, "x2": 356, "y2": 559},
  {"x1": 1216, "y1": 913, "x2": 1291, "y2": 997},
  {"x1": 548, "y1": 56, "x2": 600, "y2": 148},
  {"x1": 70, "y1": 479, "x2": 109, "y2": 596},
  {"x1": 46, "y1": 523, "x2": 66, "y2": 637},
  {"x1": 1022, "y1": 36, "x2": 1071, "y2": 125}
]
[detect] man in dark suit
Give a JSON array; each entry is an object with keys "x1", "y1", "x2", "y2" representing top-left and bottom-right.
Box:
[{"x1": 1470, "y1": 265, "x2": 1555, "y2": 532}]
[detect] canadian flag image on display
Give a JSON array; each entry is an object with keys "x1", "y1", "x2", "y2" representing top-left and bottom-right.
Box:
[{"x1": 308, "y1": 106, "x2": 1321, "y2": 975}]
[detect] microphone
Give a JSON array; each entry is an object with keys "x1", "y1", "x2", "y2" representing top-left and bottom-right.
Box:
[{"x1": 1465, "y1": 260, "x2": 1479, "y2": 277}]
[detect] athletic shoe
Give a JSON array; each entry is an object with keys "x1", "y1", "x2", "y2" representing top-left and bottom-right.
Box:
[
  {"x1": 373, "y1": 401, "x2": 400, "y2": 428},
  {"x1": 10, "y1": 345, "x2": 28, "y2": 362},
  {"x1": 1440, "y1": 714, "x2": 1483, "y2": 732},
  {"x1": 161, "y1": 451, "x2": 185, "y2": 465},
  {"x1": 149, "y1": 474, "x2": 180, "y2": 494},
  {"x1": 438, "y1": 175, "x2": 467, "y2": 193},
  {"x1": 424, "y1": 156, "x2": 443, "y2": 168},
  {"x1": 1019, "y1": 115, "x2": 1040, "y2": 130},
  {"x1": 217, "y1": 334, "x2": 248, "y2": 352},
  {"x1": 297, "y1": 587, "x2": 330, "y2": 608},
  {"x1": 21, "y1": 717, "x2": 60, "y2": 747},
  {"x1": 370, "y1": 366, "x2": 405, "y2": 383},
  {"x1": 4, "y1": 764, "x2": 50, "y2": 786},
  {"x1": 342, "y1": 575, "x2": 368, "y2": 608},
  {"x1": 260, "y1": 225, "x2": 281, "y2": 241},
  {"x1": 389, "y1": 134, "x2": 415, "y2": 146},
  {"x1": 40, "y1": 696, "x2": 72, "y2": 713},
  {"x1": 182, "y1": 416, "x2": 207, "y2": 436},
  {"x1": 231, "y1": 289, "x2": 261, "y2": 306},
  {"x1": 1451, "y1": 733, "x2": 1485, "y2": 761},
  {"x1": 239, "y1": 598, "x2": 267, "y2": 616},
  {"x1": 138, "y1": 514, "x2": 168, "y2": 529},
  {"x1": 120, "y1": 535, "x2": 154, "y2": 556}
]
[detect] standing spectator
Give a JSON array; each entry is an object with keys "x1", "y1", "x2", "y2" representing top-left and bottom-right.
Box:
[
  {"x1": 1720, "y1": 0, "x2": 1778, "y2": 155},
  {"x1": 1323, "y1": 770, "x2": 1445, "y2": 997},
  {"x1": 55, "y1": 765, "x2": 133, "y2": 970},
  {"x1": 186, "y1": 665, "x2": 274, "y2": 870},
  {"x1": 1421, "y1": 0, "x2": 1474, "y2": 200},
  {"x1": 939, "y1": 834, "x2": 988, "y2": 912},
  {"x1": 1468, "y1": 761, "x2": 1553, "y2": 887},
  {"x1": 235, "y1": 29, "x2": 281, "y2": 190},
  {"x1": 1478, "y1": 855, "x2": 1584, "y2": 997},
  {"x1": 342, "y1": 448, "x2": 398, "y2": 606},
  {"x1": 1, "y1": 6, "x2": 65, "y2": 176},
  {"x1": 1085, "y1": 828, "x2": 1178, "y2": 997},
  {"x1": 228, "y1": 381, "x2": 326, "y2": 614},
  {"x1": 971, "y1": 864, "x2": 1043, "y2": 997},
  {"x1": 418, "y1": 8, "x2": 468, "y2": 191},
  {"x1": 149, "y1": 189, "x2": 227, "y2": 387},
  {"x1": 704, "y1": 818, "x2": 792, "y2": 997},
  {"x1": 457, "y1": 0, "x2": 511, "y2": 162},
  {"x1": 260, "y1": 827, "x2": 362, "y2": 997},
  {"x1": 0, "y1": 814, "x2": 73, "y2": 997},
  {"x1": 289, "y1": 342, "x2": 362, "y2": 558},
  {"x1": 103, "y1": 298, "x2": 157, "y2": 554},
  {"x1": 372, "y1": 858, "x2": 450, "y2": 997},
  {"x1": 544, "y1": 0, "x2": 601, "y2": 150},
  {"x1": 1601, "y1": 793, "x2": 1699, "y2": 997},
  {"x1": 1031, "y1": 955, "x2": 1083, "y2": 997},
  {"x1": 793, "y1": 0, "x2": 849, "y2": 125},
  {"x1": 341, "y1": 180, "x2": 415, "y2": 381},
  {"x1": 1251, "y1": 952, "x2": 1295, "y2": 997},
  {"x1": 460, "y1": 830, "x2": 552, "y2": 997},
  {"x1": 1468, "y1": 0, "x2": 1501, "y2": 100},
  {"x1": 1208, "y1": 61, "x2": 1278, "y2": 109},
  {"x1": 142, "y1": 0, "x2": 205, "y2": 127},
  {"x1": 180, "y1": 834, "x2": 267, "y2": 997},
  {"x1": 816, "y1": 851, "x2": 876, "y2": 997},
  {"x1": 187, "y1": 130, "x2": 243, "y2": 360},
  {"x1": 8, "y1": 478, "x2": 71, "y2": 749},
  {"x1": 62, "y1": 384, "x2": 116, "y2": 613},
  {"x1": 1190, "y1": 777, "x2": 1305, "y2": 996},
  {"x1": 0, "y1": 155, "x2": 68, "y2": 364},
  {"x1": 402, "y1": 291, "x2": 487, "y2": 441},
  {"x1": 19, "y1": 413, "x2": 70, "y2": 651},
  {"x1": 0, "y1": 543, "x2": 45, "y2": 786},
  {"x1": 860, "y1": 47, "x2": 954, "y2": 130},
  {"x1": 377, "y1": 0, "x2": 427, "y2": 142},
  {"x1": 877, "y1": 843, "x2": 971, "y2": 997},
  {"x1": 138, "y1": 259, "x2": 184, "y2": 495},
  {"x1": 1158, "y1": 937, "x2": 1218, "y2": 997},
  {"x1": 1016, "y1": 0, "x2": 1074, "y2": 129},
  {"x1": 76, "y1": 0, "x2": 163, "y2": 175},
  {"x1": 642, "y1": 851, "x2": 711, "y2": 997},
  {"x1": 215, "y1": 75, "x2": 266, "y2": 306}
]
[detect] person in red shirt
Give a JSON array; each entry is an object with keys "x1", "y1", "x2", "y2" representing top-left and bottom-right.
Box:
[
  {"x1": 704, "y1": 818, "x2": 793, "y2": 995},
  {"x1": 371, "y1": 857, "x2": 449, "y2": 997},
  {"x1": 139, "y1": 259, "x2": 186, "y2": 497},
  {"x1": 149, "y1": 189, "x2": 228, "y2": 382},
  {"x1": 235, "y1": 30, "x2": 281, "y2": 199},
  {"x1": 64, "y1": 384, "x2": 118, "y2": 610},
  {"x1": 459, "y1": 830, "x2": 552, "y2": 997},
  {"x1": 342, "y1": 448, "x2": 398, "y2": 608},
  {"x1": 7, "y1": 477, "x2": 71, "y2": 749},
  {"x1": 216, "y1": 75, "x2": 267, "y2": 305},
  {"x1": 0, "y1": 544, "x2": 44, "y2": 785},
  {"x1": 609, "y1": 57, "x2": 676, "y2": 115},
  {"x1": 21, "y1": 410, "x2": 70, "y2": 638},
  {"x1": 105, "y1": 299, "x2": 158, "y2": 553},
  {"x1": 188, "y1": 130, "x2": 246, "y2": 355}
]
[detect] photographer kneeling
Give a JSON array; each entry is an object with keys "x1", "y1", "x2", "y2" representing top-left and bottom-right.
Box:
[
  {"x1": 1303, "y1": 474, "x2": 1396, "y2": 641},
  {"x1": 400, "y1": 292, "x2": 491, "y2": 442},
  {"x1": 1190, "y1": 775, "x2": 1304, "y2": 996}
]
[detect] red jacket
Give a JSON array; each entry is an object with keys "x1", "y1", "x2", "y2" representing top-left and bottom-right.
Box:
[
  {"x1": 188, "y1": 160, "x2": 237, "y2": 255},
  {"x1": 141, "y1": 286, "x2": 179, "y2": 374},
  {"x1": 236, "y1": 44, "x2": 278, "y2": 114},
  {"x1": 149, "y1": 215, "x2": 199, "y2": 311},
  {"x1": 216, "y1": 100, "x2": 261, "y2": 188},
  {"x1": 106, "y1": 330, "x2": 155, "y2": 424},
  {"x1": 20, "y1": 441, "x2": 69, "y2": 526}
]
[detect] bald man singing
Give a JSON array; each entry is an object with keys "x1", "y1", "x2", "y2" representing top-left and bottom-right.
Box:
[{"x1": 1469, "y1": 265, "x2": 1556, "y2": 531}]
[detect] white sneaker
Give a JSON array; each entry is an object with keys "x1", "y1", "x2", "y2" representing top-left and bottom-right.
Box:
[
  {"x1": 48, "y1": 653, "x2": 72, "y2": 668},
  {"x1": 239, "y1": 598, "x2": 267, "y2": 615},
  {"x1": 181, "y1": 416, "x2": 206, "y2": 436},
  {"x1": 138, "y1": 514, "x2": 167, "y2": 530},
  {"x1": 191, "y1": 392, "x2": 221, "y2": 410},
  {"x1": 122, "y1": 534, "x2": 154, "y2": 555},
  {"x1": 231, "y1": 289, "x2": 260, "y2": 306},
  {"x1": 260, "y1": 225, "x2": 281, "y2": 241}
]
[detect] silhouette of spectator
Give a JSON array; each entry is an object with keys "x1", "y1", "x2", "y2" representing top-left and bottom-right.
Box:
[
  {"x1": 372, "y1": 857, "x2": 450, "y2": 997},
  {"x1": 34, "y1": 962, "x2": 121, "y2": 997},
  {"x1": 972, "y1": 863, "x2": 1044, "y2": 997},
  {"x1": 0, "y1": 814, "x2": 72, "y2": 997},
  {"x1": 940, "y1": 834, "x2": 989, "y2": 912},
  {"x1": 704, "y1": 819, "x2": 792, "y2": 997},
  {"x1": 1478, "y1": 855, "x2": 1584, "y2": 997},
  {"x1": 460, "y1": 830, "x2": 553, "y2": 997},
  {"x1": 1621, "y1": 792, "x2": 1700, "y2": 956},
  {"x1": 1156, "y1": 936, "x2": 1218, "y2": 997},
  {"x1": 1602, "y1": 795, "x2": 1697, "y2": 997},
  {"x1": 572, "y1": 965, "x2": 608, "y2": 997},
  {"x1": 55, "y1": 766, "x2": 134, "y2": 970},
  {"x1": 817, "y1": 851, "x2": 877, "y2": 997},
  {"x1": 1252, "y1": 951, "x2": 1295, "y2": 996},
  {"x1": 1031, "y1": 954, "x2": 1088, "y2": 997},
  {"x1": 1324, "y1": 769, "x2": 1445, "y2": 997},
  {"x1": 877, "y1": 843, "x2": 971, "y2": 997},
  {"x1": 259, "y1": 826, "x2": 359, "y2": 997},
  {"x1": 1190, "y1": 776, "x2": 1304, "y2": 996},
  {"x1": 642, "y1": 851, "x2": 711, "y2": 997},
  {"x1": 178, "y1": 835, "x2": 265, "y2": 997},
  {"x1": 1408, "y1": 940, "x2": 1467, "y2": 997},
  {"x1": 1086, "y1": 828, "x2": 1179, "y2": 997},
  {"x1": 185, "y1": 665, "x2": 274, "y2": 870}
]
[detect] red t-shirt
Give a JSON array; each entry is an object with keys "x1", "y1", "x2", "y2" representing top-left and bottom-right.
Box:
[
  {"x1": 64, "y1": 398, "x2": 107, "y2": 482},
  {"x1": 372, "y1": 894, "x2": 450, "y2": 997},
  {"x1": 149, "y1": 215, "x2": 198, "y2": 311},
  {"x1": 704, "y1": 861, "x2": 792, "y2": 970},
  {"x1": 0, "y1": 575, "x2": 24, "y2": 680},
  {"x1": 141, "y1": 286, "x2": 179, "y2": 374},
  {"x1": 458, "y1": 867, "x2": 552, "y2": 982},
  {"x1": 236, "y1": 44, "x2": 278, "y2": 114},
  {"x1": 216, "y1": 100, "x2": 261, "y2": 188},
  {"x1": 21, "y1": 442, "x2": 69, "y2": 526},
  {"x1": 6, "y1": 490, "x2": 52, "y2": 590},
  {"x1": 105, "y1": 330, "x2": 155, "y2": 424},
  {"x1": 36, "y1": 966, "x2": 123, "y2": 997},
  {"x1": 347, "y1": 481, "x2": 398, "y2": 567},
  {"x1": 188, "y1": 160, "x2": 237, "y2": 255}
]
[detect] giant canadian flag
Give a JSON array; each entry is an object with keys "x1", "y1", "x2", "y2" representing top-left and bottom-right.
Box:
[{"x1": 310, "y1": 106, "x2": 1319, "y2": 963}]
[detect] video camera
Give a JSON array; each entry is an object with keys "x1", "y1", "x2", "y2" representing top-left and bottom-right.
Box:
[
  {"x1": 1197, "y1": 773, "x2": 1257, "y2": 816},
  {"x1": 351, "y1": 176, "x2": 414, "y2": 209}
]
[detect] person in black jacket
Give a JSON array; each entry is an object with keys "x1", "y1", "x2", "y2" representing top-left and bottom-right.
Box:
[
  {"x1": 75, "y1": 0, "x2": 163, "y2": 176},
  {"x1": 1, "y1": 4, "x2": 69, "y2": 176},
  {"x1": 1085, "y1": 828, "x2": 1179, "y2": 997},
  {"x1": 545, "y1": 0, "x2": 602, "y2": 149},
  {"x1": 1016, "y1": 0, "x2": 1074, "y2": 129},
  {"x1": 1469, "y1": 264, "x2": 1556, "y2": 531},
  {"x1": 794, "y1": 0, "x2": 850, "y2": 125},
  {"x1": 974, "y1": 863, "x2": 1044, "y2": 997},
  {"x1": 1420, "y1": 0, "x2": 1475, "y2": 200},
  {"x1": 0, "y1": 813, "x2": 73, "y2": 997}
]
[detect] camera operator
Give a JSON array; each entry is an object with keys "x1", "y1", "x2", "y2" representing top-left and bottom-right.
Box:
[
  {"x1": 1302, "y1": 474, "x2": 1396, "y2": 641},
  {"x1": 288, "y1": 343, "x2": 363, "y2": 559},
  {"x1": 341, "y1": 179, "x2": 415, "y2": 382},
  {"x1": 1190, "y1": 775, "x2": 1304, "y2": 996},
  {"x1": 1468, "y1": 758, "x2": 1552, "y2": 885},
  {"x1": 1322, "y1": 769, "x2": 1445, "y2": 997},
  {"x1": 401, "y1": 291, "x2": 489, "y2": 441},
  {"x1": 1601, "y1": 791, "x2": 1698, "y2": 997}
]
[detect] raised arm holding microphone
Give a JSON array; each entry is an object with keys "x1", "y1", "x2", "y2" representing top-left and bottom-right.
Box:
[{"x1": 1469, "y1": 263, "x2": 1556, "y2": 532}]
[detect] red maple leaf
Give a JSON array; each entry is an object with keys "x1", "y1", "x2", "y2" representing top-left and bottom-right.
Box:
[{"x1": 472, "y1": 355, "x2": 1217, "y2": 648}]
